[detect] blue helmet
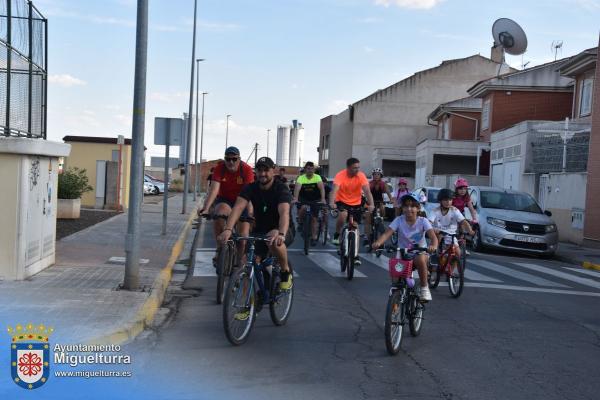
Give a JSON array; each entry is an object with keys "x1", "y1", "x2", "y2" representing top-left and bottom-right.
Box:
[{"x1": 400, "y1": 192, "x2": 421, "y2": 206}]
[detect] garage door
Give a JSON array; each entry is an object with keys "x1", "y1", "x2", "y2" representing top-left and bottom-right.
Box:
[
  {"x1": 491, "y1": 164, "x2": 504, "y2": 188},
  {"x1": 503, "y1": 161, "x2": 520, "y2": 190}
]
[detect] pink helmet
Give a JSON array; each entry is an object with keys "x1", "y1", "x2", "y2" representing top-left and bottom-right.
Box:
[
  {"x1": 398, "y1": 178, "x2": 408, "y2": 185},
  {"x1": 454, "y1": 178, "x2": 469, "y2": 188}
]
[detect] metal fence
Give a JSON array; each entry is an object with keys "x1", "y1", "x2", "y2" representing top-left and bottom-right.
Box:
[
  {"x1": 0, "y1": 0, "x2": 47, "y2": 139},
  {"x1": 531, "y1": 120, "x2": 591, "y2": 173}
]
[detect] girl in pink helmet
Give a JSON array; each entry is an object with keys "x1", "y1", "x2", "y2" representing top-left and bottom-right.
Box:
[
  {"x1": 395, "y1": 178, "x2": 411, "y2": 216},
  {"x1": 452, "y1": 178, "x2": 478, "y2": 223}
]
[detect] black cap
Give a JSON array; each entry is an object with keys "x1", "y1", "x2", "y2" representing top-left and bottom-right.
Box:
[
  {"x1": 224, "y1": 146, "x2": 240, "y2": 156},
  {"x1": 256, "y1": 157, "x2": 275, "y2": 169}
]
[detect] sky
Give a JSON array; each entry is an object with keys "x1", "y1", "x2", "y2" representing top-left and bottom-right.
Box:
[{"x1": 39, "y1": 0, "x2": 600, "y2": 165}]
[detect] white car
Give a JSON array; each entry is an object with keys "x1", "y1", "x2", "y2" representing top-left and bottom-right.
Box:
[{"x1": 143, "y1": 181, "x2": 155, "y2": 195}]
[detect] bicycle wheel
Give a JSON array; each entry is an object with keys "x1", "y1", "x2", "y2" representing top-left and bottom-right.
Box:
[
  {"x1": 269, "y1": 262, "x2": 294, "y2": 326},
  {"x1": 448, "y1": 257, "x2": 464, "y2": 298},
  {"x1": 428, "y1": 256, "x2": 441, "y2": 289},
  {"x1": 303, "y1": 211, "x2": 311, "y2": 255},
  {"x1": 320, "y1": 212, "x2": 329, "y2": 246},
  {"x1": 347, "y1": 232, "x2": 355, "y2": 280},
  {"x1": 384, "y1": 287, "x2": 407, "y2": 355},
  {"x1": 223, "y1": 267, "x2": 256, "y2": 345},
  {"x1": 340, "y1": 228, "x2": 347, "y2": 272},
  {"x1": 408, "y1": 292, "x2": 424, "y2": 336}
]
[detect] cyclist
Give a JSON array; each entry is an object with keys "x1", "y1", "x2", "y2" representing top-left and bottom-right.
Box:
[
  {"x1": 394, "y1": 178, "x2": 411, "y2": 216},
  {"x1": 364, "y1": 168, "x2": 395, "y2": 245},
  {"x1": 218, "y1": 156, "x2": 293, "y2": 294},
  {"x1": 330, "y1": 158, "x2": 375, "y2": 266},
  {"x1": 198, "y1": 146, "x2": 254, "y2": 264},
  {"x1": 371, "y1": 193, "x2": 438, "y2": 302},
  {"x1": 453, "y1": 178, "x2": 478, "y2": 223},
  {"x1": 429, "y1": 189, "x2": 474, "y2": 259},
  {"x1": 293, "y1": 161, "x2": 326, "y2": 246}
]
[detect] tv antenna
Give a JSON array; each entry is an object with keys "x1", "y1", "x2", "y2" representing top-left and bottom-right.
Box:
[
  {"x1": 551, "y1": 40, "x2": 563, "y2": 61},
  {"x1": 492, "y1": 18, "x2": 528, "y2": 76}
]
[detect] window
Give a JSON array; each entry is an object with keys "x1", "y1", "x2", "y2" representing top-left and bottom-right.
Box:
[
  {"x1": 481, "y1": 99, "x2": 490, "y2": 130},
  {"x1": 580, "y1": 78, "x2": 593, "y2": 116}
]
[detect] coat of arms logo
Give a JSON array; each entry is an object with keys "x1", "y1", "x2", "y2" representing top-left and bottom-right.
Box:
[{"x1": 7, "y1": 323, "x2": 53, "y2": 390}]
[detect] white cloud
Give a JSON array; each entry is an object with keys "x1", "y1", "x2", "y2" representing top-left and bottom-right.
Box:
[
  {"x1": 375, "y1": 0, "x2": 444, "y2": 9},
  {"x1": 364, "y1": 46, "x2": 375, "y2": 53},
  {"x1": 326, "y1": 99, "x2": 350, "y2": 115},
  {"x1": 48, "y1": 74, "x2": 87, "y2": 87},
  {"x1": 569, "y1": 0, "x2": 600, "y2": 9}
]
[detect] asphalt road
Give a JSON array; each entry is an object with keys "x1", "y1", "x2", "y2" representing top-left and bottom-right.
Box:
[{"x1": 126, "y1": 219, "x2": 600, "y2": 400}]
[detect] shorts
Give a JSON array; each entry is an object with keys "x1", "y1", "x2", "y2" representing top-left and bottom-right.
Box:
[
  {"x1": 214, "y1": 196, "x2": 250, "y2": 219},
  {"x1": 253, "y1": 231, "x2": 293, "y2": 259},
  {"x1": 335, "y1": 201, "x2": 363, "y2": 224}
]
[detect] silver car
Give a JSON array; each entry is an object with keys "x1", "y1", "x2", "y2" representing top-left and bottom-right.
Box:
[{"x1": 467, "y1": 186, "x2": 558, "y2": 257}]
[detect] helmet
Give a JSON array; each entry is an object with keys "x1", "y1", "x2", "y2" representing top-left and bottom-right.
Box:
[
  {"x1": 372, "y1": 168, "x2": 383, "y2": 176},
  {"x1": 398, "y1": 178, "x2": 408, "y2": 185},
  {"x1": 454, "y1": 178, "x2": 469, "y2": 189},
  {"x1": 400, "y1": 192, "x2": 421, "y2": 207},
  {"x1": 437, "y1": 188, "x2": 455, "y2": 202}
]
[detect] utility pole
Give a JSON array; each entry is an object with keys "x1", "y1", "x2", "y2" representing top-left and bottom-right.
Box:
[
  {"x1": 182, "y1": 0, "x2": 198, "y2": 215},
  {"x1": 225, "y1": 114, "x2": 231, "y2": 149},
  {"x1": 266, "y1": 128, "x2": 270, "y2": 158},
  {"x1": 199, "y1": 92, "x2": 208, "y2": 192},
  {"x1": 123, "y1": 0, "x2": 148, "y2": 290},
  {"x1": 193, "y1": 58, "x2": 205, "y2": 201},
  {"x1": 254, "y1": 143, "x2": 259, "y2": 165}
]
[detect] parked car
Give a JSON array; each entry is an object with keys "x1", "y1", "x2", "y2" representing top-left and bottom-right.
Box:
[
  {"x1": 412, "y1": 186, "x2": 442, "y2": 218},
  {"x1": 466, "y1": 186, "x2": 558, "y2": 257},
  {"x1": 143, "y1": 181, "x2": 155, "y2": 195},
  {"x1": 144, "y1": 175, "x2": 165, "y2": 194}
]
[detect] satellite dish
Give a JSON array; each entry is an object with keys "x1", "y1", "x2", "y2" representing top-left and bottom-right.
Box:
[{"x1": 492, "y1": 18, "x2": 528, "y2": 56}]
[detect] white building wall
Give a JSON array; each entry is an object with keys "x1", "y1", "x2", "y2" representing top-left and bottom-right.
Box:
[
  {"x1": 298, "y1": 126, "x2": 305, "y2": 166},
  {"x1": 289, "y1": 127, "x2": 298, "y2": 166}
]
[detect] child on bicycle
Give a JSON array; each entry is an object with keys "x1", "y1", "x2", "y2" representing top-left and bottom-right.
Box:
[
  {"x1": 453, "y1": 178, "x2": 478, "y2": 223},
  {"x1": 429, "y1": 189, "x2": 474, "y2": 260},
  {"x1": 372, "y1": 193, "x2": 438, "y2": 302}
]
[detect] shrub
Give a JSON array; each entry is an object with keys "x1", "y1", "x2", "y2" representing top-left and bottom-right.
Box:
[{"x1": 58, "y1": 167, "x2": 93, "y2": 199}]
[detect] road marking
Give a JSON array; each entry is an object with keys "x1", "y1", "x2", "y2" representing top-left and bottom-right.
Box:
[
  {"x1": 360, "y1": 253, "x2": 388, "y2": 271},
  {"x1": 194, "y1": 252, "x2": 217, "y2": 277},
  {"x1": 463, "y1": 268, "x2": 503, "y2": 283},
  {"x1": 107, "y1": 256, "x2": 149, "y2": 265},
  {"x1": 193, "y1": 251, "x2": 300, "y2": 277},
  {"x1": 470, "y1": 259, "x2": 568, "y2": 288},
  {"x1": 563, "y1": 267, "x2": 600, "y2": 278},
  {"x1": 514, "y1": 262, "x2": 600, "y2": 290},
  {"x1": 462, "y1": 282, "x2": 600, "y2": 297},
  {"x1": 308, "y1": 253, "x2": 367, "y2": 278}
]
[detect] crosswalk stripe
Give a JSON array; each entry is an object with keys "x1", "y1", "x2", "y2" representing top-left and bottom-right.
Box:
[
  {"x1": 514, "y1": 263, "x2": 600, "y2": 289},
  {"x1": 563, "y1": 267, "x2": 600, "y2": 279},
  {"x1": 194, "y1": 251, "x2": 300, "y2": 278},
  {"x1": 464, "y1": 268, "x2": 503, "y2": 283},
  {"x1": 308, "y1": 253, "x2": 367, "y2": 278},
  {"x1": 360, "y1": 253, "x2": 388, "y2": 271},
  {"x1": 194, "y1": 252, "x2": 217, "y2": 277},
  {"x1": 470, "y1": 259, "x2": 568, "y2": 288},
  {"x1": 461, "y1": 283, "x2": 600, "y2": 297}
]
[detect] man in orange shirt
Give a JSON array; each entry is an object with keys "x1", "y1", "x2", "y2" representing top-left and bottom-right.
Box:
[{"x1": 329, "y1": 158, "x2": 375, "y2": 253}]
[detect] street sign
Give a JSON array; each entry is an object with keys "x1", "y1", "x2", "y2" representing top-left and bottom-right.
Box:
[{"x1": 154, "y1": 118, "x2": 184, "y2": 146}]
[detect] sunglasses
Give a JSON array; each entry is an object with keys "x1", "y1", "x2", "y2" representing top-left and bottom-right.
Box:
[{"x1": 225, "y1": 157, "x2": 239, "y2": 162}]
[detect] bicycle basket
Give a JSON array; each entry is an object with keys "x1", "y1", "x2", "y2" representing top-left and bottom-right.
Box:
[{"x1": 389, "y1": 258, "x2": 413, "y2": 279}]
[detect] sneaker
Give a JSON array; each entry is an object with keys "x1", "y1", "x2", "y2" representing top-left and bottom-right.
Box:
[
  {"x1": 332, "y1": 236, "x2": 340, "y2": 246},
  {"x1": 234, "y1": 309, "x2": 251, "y2": 321},
  {"x1": 354, "y1": 258, "x2": 362, "y2": 266},
  {"x1": 279, "y1": 271, "x2": 293, "y2": 290},
  {"x1": 420, "y1": 286, "x2": 432, "y2": 302}
]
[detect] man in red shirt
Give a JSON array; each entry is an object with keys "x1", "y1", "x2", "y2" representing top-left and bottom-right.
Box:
[{"x1": 199, "y1": 147, "x2": 254, "y2": 262}]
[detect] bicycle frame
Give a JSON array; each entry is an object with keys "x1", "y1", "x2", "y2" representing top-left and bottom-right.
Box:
[{"x1": 436, "y1": 233, "x2": 461, "y2": 275}]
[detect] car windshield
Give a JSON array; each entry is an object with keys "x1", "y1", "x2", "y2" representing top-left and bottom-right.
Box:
[
  {"x1": 427, "y1": 189, "x2": 440, "y2": 203},
  {"x1": 480, "y1": 191, "x2": 543, "y2": 214}
]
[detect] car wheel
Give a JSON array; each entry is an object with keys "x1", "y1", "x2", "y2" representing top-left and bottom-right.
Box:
[
  {"x1": 153, "y1": 186, "x2": 160, "y2": 195},
  {"x1": 471, "y1": 227, "x2": 484, "y2": 252}
]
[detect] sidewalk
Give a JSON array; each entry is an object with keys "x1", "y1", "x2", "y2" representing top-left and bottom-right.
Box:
[
  {"x1": 0, "y1": 193, "x2": 200, "y2": 344},
  {"x1": 556, "y1": 242, "x2": 600, "y2": 271}
]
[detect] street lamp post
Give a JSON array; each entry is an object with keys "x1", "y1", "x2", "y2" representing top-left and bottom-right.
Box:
[
  {"x1": 225, "y1": 114, "x2": 231, "y2": 149},
  {"x1": 193, "y1": 58, "x2": 205, "y2": 201},
  {"x1": 182, "y1": 0, "x2": 198, "y2": 215},
  {"x1": 199, "y1": 92, "x2": 208, "y2": 192},
  {"x1": 266, "y1": 128, "x2": 270, "y2": 158}
]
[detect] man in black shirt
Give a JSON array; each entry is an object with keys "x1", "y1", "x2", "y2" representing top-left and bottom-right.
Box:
[{"x1": 219, "y1": 157, "x2": 293, "y2": 290}]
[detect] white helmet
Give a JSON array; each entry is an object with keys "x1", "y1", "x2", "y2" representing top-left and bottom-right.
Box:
[{"x1": 372, "y1": 168, "x2": 383, "y2": 177}]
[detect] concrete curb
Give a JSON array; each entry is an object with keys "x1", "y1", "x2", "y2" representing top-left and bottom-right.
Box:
[
  {"x1": 583, "y1": 261, "x2": 600, "y2": 272},
  {"x1": 88, "y1": 200, "x2": 200, "y2": 345}
]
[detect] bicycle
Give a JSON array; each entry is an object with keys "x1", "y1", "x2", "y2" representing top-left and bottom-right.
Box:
[
  {"x1": 366, "y1": 201, "x2": 388, "y2": 251},
  {"x1": 428, "y1": 232, "x2": 465, "y2": 298},
  {"x1": 200, "y1": 213, "x2": 254, "y2": 304},
  {"x1": 316, "y1": 204, "x2": 330, "y2": 246},
  {"x1": 333, "y1": 205, "x2": 363, "y2": 280},
  {"x1": 376, "y1": 246, "x2": 429, "y2": 355},
  {"x1": 222, "y1": 235, "x2": 294, "y2": 346},
  {"x1": 297, "y1": 202, "x2": 326, "y2": 255}
]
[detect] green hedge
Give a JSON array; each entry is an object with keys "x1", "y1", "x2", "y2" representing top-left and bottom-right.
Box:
[{"x1": 58, "y1": 167, "x2": 93, "y2": 199}]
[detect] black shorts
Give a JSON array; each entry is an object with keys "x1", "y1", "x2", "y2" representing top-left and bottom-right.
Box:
[
  {"x1": 252, "y1": 231, "x2": 293, "y2": 259},
  {"x1": 214, "y1": 196, "x2": 250, "y2": 219},
  {"x1": 335, "y1": 201, "x2": 363, "y2": 223}
]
